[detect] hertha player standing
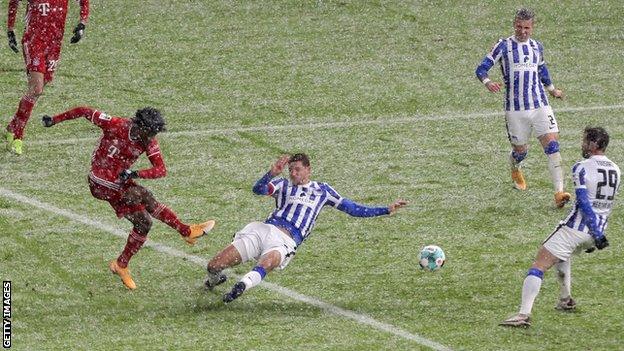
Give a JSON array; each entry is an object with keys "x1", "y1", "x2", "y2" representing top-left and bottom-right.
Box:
[
  {"x1": 41, "y1": 106, "x2": 215, "y2": 290},
  {"x1": 476, "y1": 8, "x2": 570, "y2": 208},
  {"x1": 5, "y1": 0, "x2": 89, "y2": 155}
]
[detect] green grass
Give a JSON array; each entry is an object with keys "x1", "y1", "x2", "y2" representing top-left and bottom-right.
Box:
[{"x1": 1, "y1": 1, "x2": 623, "y2": 350}]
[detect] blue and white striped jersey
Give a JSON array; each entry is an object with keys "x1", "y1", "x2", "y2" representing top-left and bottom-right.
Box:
[
  {"x1": 476, "y1": 36, "x2": 554, "y2": 112},
  {"x1": 563, "y1": 155, "x2": 621, "y2": 235},
  {"x1": 264, "y1": 178, "x2": 343, "y2": 245}
]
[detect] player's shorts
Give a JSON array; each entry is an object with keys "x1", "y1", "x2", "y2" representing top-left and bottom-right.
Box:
[
  {"x1": 542, "y1": 224, "x2": 594, "y2": 261},
  {"x1": 22, "y1": 38, "x2": 62, "y2": 83},
  {"x1": 505, "y1": 105, "x2": 558, "y2": 145},
  {"x1": 88, "y1": 173, "x2": 145, "y2": 218},
  {"x1": 232, "y1": 221, "x2": 297, "y2": 270}
]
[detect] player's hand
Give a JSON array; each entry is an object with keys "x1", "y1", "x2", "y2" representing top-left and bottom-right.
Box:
[
  {"x1": 485, "y1": 80, "x2": 501, "y2": 93},
  {"x1": 270, "y1": 154, "x2": 290, "y2": 176},
  {"x1": 7, "y1": 30, "x2": 18, "y2": 53},
  {"x1": 549, "y1": 88, "x2": 564, "y2": 99},
  {"x1": 70, "y1": 23, "x2": 86, "y2": 44},
  {"x1": 41, "y1": 115, "x2": 54, "y2": 127},
  {"x1": 594, "y1": 235, "x2": 609, "y2": 250},
  {"x1": 119, "y1": 169, "x2": 139, "y2": 182},
  {"x1": 389, "y1": 199, "x2": 408, "y2": 214}
]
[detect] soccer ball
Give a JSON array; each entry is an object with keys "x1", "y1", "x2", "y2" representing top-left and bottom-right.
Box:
[{"x1": 419, "y1": 245, "x2": 446, "y2": 271}]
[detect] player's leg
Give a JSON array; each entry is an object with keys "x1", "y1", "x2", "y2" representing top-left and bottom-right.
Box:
[
  {"x1": 554, "y1": 259, "x2": 575, "y2": 310},
  {"x1": 109, "y1": 210, "x2": 152, "y2": 290},
  {"x1": 500, "y1": 246, "x2": 560, "y2": 327},
  {"x1": 205, "y1": 244, "x2": 243, "y2": 290},
  {"x1": 538, "y1": 132, "x2": 570, "y2": 208},
  {"x1": 126, "y1": 184, "x2": 214, "y2": 245},
  {"x1": 534, "y1": 106, "x2": 570, "y2": 207},
  {"x1": 505, "y1": 111, "x2": 531, "y2": 190},
  {"x1": 223, "y1": 225, "x2": 296, "y2": 303},
  {"x1": 6, "y1": 70, "x2": 44, "y2": 155}
]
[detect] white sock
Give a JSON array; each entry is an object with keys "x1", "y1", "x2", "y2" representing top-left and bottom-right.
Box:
[
  {"x1": 555, "y1": 259, "x2": 571, "y2": 299},
  {"x1": 547, "y1": 152, "x2": 564, "y2": 192},
  {"x1": 519, "y1": 275, "x2": 543, "y2": 315},
  {"x1": 240, "y1": 270, "x2": 263, "y2": 291}
]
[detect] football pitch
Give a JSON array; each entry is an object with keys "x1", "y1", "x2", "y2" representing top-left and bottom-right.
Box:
[{"x1": 1, "y1": 1, "x2": 623, "y2": 350}]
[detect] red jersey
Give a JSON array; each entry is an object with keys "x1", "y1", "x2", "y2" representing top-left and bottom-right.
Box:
[
  {"x1": 7, "y1": 0, "x2": 89, "y2": 42},
  {"x1": 51, "y1": 107, "x2": 167, "y2": 185}
]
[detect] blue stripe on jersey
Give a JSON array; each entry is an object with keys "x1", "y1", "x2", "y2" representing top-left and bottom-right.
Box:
[
  {"x1": 513, "y1": 71, "x2": 520, "y2": 111},
  {"x1": 523, "y1": 70, "x2": 530, "y2": 110},
  {"x1": 531, "y1": 71, "x2": 539, "y2": 109},
  {"x1": 579, "y1": 168, "x2": 586, "y2": 185},
  {"x1": 511, "y1": 40, "x2": 519, "y2": 63}
]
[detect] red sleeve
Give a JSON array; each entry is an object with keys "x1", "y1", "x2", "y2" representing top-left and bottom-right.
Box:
[
  {"x1": 52, "y1": 106, "x2": 126, "y2": 130},
  {"x1": 137, "y1": 139, "x2": 167, "y2": 179},
  {"x1": 7, "y1": 0, "x2": 19, "y2": 30},
  {"x1": 78, "y1": 0, "x2": 89, "y2": 23}
]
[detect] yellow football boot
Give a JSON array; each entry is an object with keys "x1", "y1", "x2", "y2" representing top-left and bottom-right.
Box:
[
  {"x1": 185, "y1": 220, "x2": 216, "y2": 245},
  {"x1": 109, "y1": 260, "x2": 137, "y2": 290},
  {"x1": 554, "y1": 191, "x2": 571, "y2": 208},
  {"x1": 511, "y1": 169, "x2": 527, "y2": 190}
]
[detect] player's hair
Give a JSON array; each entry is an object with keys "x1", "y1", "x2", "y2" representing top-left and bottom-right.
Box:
[
  {"x1": 515, "y1": 8, "x2": 535, "y2": 21},
  {"x1": 133, "y1": 107, "x2": 166, "y2": 134},
  {"x1": 289, "y1": 153, "x2": 310, "y2": 167},
  {"x1": 584, "y1": 127, "x2": 610, "y2": 151}
]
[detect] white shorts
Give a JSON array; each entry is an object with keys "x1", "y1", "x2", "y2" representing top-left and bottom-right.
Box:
[
  {"x1": 232, "y1": 221, "x2": 297, "y2": 270},
  {"x1": 505, "y1": 105, "x2": 558, "y2": 145},
  {"x1": 542, "y1": 225, "x2": 594, "y2": 261}
]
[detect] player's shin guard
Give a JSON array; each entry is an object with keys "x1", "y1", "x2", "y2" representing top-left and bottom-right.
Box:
[
  {"x1": 519, "y1": 268, "x2": 544, "y2": 315},
  {"x1": 555, "y1": 259, "x2": 571, "y2": 300},
  {"x1": 8, "y1": 95, "x2": 36, "y2": 140},
  {"x1": 117, "y1": 229, "x2": 147, "y2": 268},
  {"x1": 240, "y1": 266, "x2": 267, "y2": 291},
  {"x1": 544, "y1": 141, "x2": 564, "y2": 192},
  {"x1": 509, "y1": 150, "x2": 527, "y2": 169},
  {"x1": 149, "y1": 202, "x2": 190, "y2": 235}
]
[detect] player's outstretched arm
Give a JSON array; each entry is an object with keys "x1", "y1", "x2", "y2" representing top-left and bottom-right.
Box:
[
  {"x1": 43, "y1": 106, "x2": 97, "y2": 126},
  {"x1": 70, "y1": 0, "x2": 90, "y2": 44}
]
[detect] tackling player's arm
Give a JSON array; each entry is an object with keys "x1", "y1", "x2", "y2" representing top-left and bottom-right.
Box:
[
  {"x1": 337, "y1": 198, "x2": 407, "y2": 217},
  {"x1": 70, "y1": 0, "x2": 90, "y2": 44},
  {"x1": 7, "y1": 0, "x2": 19, "y2": 53}
]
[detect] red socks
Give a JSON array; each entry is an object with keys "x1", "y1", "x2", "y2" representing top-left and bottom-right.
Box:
[
  {"x1": 117, "y1": 229, "x2": 147, "y2": 268},
  {"x1": 150, "y1": 203, "x2": 190, "y2": 236},
  {"x1": 7, "y1": 95, "x2": 36, "y2": 139}
]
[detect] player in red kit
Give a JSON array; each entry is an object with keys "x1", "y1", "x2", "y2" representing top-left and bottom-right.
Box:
[
  {"x1": 5, "y1": 0, "x2": 89, "y2": 155},
  {"x1": 41, "y1": 106, "x2": 215, "y2": 290}
]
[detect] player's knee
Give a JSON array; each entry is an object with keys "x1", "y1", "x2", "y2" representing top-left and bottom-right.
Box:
[
  {"x1": 512, "y1": 150, "x2": 528, "y2": 163},
  {"x1": 527, "y1": 267, "x2": 544, "y2": 279},
  {"x1": 543, "y1": 140, "x2": 560, "y2": 155}
]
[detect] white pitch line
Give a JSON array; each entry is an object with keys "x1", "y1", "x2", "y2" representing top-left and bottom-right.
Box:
[
  {"x1": 0, "y1": 187, "x2": 453, "y2": 351},
  {"x1": 29, "y1": 103, "x2": 624, "y2": 146}
]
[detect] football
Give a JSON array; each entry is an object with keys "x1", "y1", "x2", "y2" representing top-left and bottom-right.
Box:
[{"x1": 419, "y1": 245, "x2": 446, "y2": 271}]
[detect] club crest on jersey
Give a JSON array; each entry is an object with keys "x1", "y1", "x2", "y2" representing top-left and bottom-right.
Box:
[{"x1": 38, "y1": 3, "x2": 51, "y2": 16}]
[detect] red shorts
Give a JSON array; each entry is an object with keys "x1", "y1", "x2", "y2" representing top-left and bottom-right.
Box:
[
  {"x1": 88, "y1": 175, "x2": 145, "y2": 218},
  {"x1": 22, "y1": 38, "x2": 62, "y2": 83}
]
